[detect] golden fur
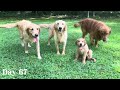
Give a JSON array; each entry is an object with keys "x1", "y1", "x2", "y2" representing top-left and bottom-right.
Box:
[
  {"x1": 74, "y1": 18, "x2": 111, "y2": 47},
  {"x1": 75, "y1": 38, "x2": 96, "y2": 64},
  {"x1": 0, "y1": 20, "x2": 42, "y2": 59},
  {"x1": 39, "y1": 20, "x2": 67, "y2": 55}
]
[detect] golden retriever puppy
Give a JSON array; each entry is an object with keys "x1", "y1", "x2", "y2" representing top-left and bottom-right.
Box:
[
  {"x1": 0, "y1": 20, "x2": 42, "y2": 59},
  {"x1": 74, "y1": 18, "x2": 111, "y2": 47},
  {"x1": 75, "y1": 38, "x2": 96, "y2": 64},
  {"x1": 39, "y1": 20, "x2": 67, "y2": 55}
]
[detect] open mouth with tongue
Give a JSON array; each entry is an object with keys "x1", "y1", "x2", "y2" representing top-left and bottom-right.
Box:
[
  {"x1": 33, "y1": 34, "x2": 39, "y2": 43},
  {"x1": 33, "y1": 37, "x2": 38, "y2": 43}
]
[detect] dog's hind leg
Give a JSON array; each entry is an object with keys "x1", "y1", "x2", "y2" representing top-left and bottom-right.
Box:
[
  {"x1": 47, "y1": 30, "x2": 54, "y2": 46},
  {"x1": 81, "y1": 29, "x2": 88, "y2": 38},
  {"x1": 95, "y1": 40, "x2": 99, "y2": 48},
  {"x1": 20, "y1": 37, "x2": 24, "y2": 47},
  {"x1": 47, "y1": 34, "x2": 53, "y2": 46},
  {"x1": 89, "y1": 34, "x2": 95, "y2": 46},
  {"x1": 18, "y1": 29, "x2": 24, "y2": 47},
  {"x1": 87, "y1": 50, "x2": 96, "y2": 62}
]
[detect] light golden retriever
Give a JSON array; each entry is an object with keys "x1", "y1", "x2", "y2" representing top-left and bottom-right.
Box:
[
  {"x1": 75, "y1": 38, "x2": 96, "y2": 64},
  {"x1": 39, "y1": 20, "x2": 67, "y2": 55},
  {"x1": 74, "y1": 18, "x2": 111, "y2": 47},
  {"x1": 0, "y1": 20, "x2": 42, "y2": 59}
]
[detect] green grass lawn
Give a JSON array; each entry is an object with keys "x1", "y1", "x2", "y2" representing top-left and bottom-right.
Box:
[{"x1": 0, "y1": 17, "x2": 120, "y2": 79}]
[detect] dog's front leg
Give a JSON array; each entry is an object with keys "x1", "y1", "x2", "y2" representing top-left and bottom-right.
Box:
[
  {"x1": 36, "y1": 38, "x2": 42, "y2": 59},
  {"x1": 55, "y1": 42, "x2": 60, "y2": 55},
  {"x1": 62, "y1": 41, "x2": 66, "y2": 55},
  {"x1": 24, "y1": 42, "x2": 28, "y2": 53},
  {"x1": 82, "y1": 52, "x2": 87, "y2": 64},
  {"x1": 75, "y1": 51, "x2": 79, "y2": 61},
  {"x1": 90, "y1": 34, "x2": 95, "y2": 46},
  {"x1": 20, "y1": 37, "x2": 24, "y2": 47},
  {"x1": 95, "y1": 40, "x2": 99, "y2": 48}
]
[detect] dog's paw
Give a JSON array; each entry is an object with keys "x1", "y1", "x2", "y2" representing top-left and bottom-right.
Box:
[
  {"x1": 47, "y1": 43, "x2": 50, "y2": 46},
  {"x1": 62, "y1": 52, "x2": 65, "y2": 55},
  {"x1": 28, "y1": 43, "x2": 31, "y2": 47},
  {"x1": 82, "y1": 61, "x2": 86, "y2": 64},
  {"x1": 93, "y1": 58, "x2": 96, "y2": 62},
  {"x1": 74, "y1": 59, "x2": 78, "y2": 62},
  {"x1": 57, "y1": 52, "x2": 60, "y2": 55},
  {"x1": 38, "y1": 56, "x2": 42, "y2": 59},
  {"x1": 21, "y1": 43, "x2": 24, "y2": 47},
  {"x1": 95, "y1": 45, "x2": 98, "y2": 48},
  {"x1": 25, "y1": 51, "x2": 28, "y2": 53}
]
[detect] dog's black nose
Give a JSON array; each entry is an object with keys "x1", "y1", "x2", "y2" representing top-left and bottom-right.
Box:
[
  {"x1": 59, "y1": 27, "x2": 62, "y2": 30},
  {"x1": 79, "y1": 43, "x2": 82, "y2": 47},
  {"x1": 103, "y1": 39, "x2": 106, "y2": 42},
  {"x1": 35, "y1": 34, "x2": 38, "y2": 37}
]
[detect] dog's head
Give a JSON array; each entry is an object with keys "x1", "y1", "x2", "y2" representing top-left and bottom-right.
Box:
[
  {"x1": 75, "y1": 38, "x2": 86, "y2": 47},
  {"x1": 54, "y1": 20, "x2": 67, "y2": 33},
  {"x1": 26, "y1": 24, "x2": 40, "y2": 42},
  {"x1": 26, "y1": 24, "x2": 40, "y2": 38},
  {"x1": 98, "y1": 25, "x2": 111, "y2": 42}
]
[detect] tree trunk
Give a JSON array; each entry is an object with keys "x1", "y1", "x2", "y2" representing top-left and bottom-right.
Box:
[
  {"x1": 93, "y1": 11, "x2": 95, "y2": 17},
  {"x1": 87, "y1": 11, "x2": 89, "y2": 18}
]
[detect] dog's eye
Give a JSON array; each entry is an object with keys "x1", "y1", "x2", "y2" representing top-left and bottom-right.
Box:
[
  {"x1": 31, "y1": 28, "x2": 34, "y2": 30},
  {"x1": 37, "y1": 28, "x2": 39, "y2": 30},
  {"x1": 57, "y1": 23, "x2": 59, "y2": 25},
  {"x1": 62, "y1": 23, "x2": 64, "y2": 25}
]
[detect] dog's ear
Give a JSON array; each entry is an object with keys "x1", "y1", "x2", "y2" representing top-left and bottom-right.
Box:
[
  {"x1": 75, "y1": 40, "x2": 78, "y2": 45},
  {"x1": 63, "y1": 24, "x2": 67, "y2": 31},
  {"x1": 53, "y1": 23, "x2": 57, "y2": 30},
  {"x1": 37, "y1": 27, "x2": 40, "y2": 33},
  {"x1": 26, "y1": 28, "x2": 30, "y2": 35}
]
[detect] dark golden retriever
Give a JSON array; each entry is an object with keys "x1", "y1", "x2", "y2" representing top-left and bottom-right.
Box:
[{"x1": 74, "y1": 18, "x2": 111, "y2": 47}]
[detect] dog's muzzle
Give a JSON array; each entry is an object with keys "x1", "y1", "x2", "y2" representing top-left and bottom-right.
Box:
[
  {"x1": 58, "y1": 27, "x2": 62, "y2": 32},
  {"x1": 33, "y1": 34, "x2": 38, "y2": 38},
  {"x1": 79, "y1": 43, "x2": 82, "y2": 47},
  {"x1": 103, "y1": 38, "x2": 107, "y2": 42}
]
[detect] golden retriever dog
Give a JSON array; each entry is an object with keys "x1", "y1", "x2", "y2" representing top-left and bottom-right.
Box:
[
  {"x1": 75, "y1": 38, "x2": 96, "y2": 64},
  {"x1": 39, "y1": 20, "x2": 67, "y2": 55},
  {"x1": 0, "y1": 20, "x2": 42, "y2": 59},
  {"x1": 74, "y1": 18, "x2": 111, "y2": 47}
]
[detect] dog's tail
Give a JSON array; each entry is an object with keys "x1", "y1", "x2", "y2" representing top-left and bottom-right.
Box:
[
  {"x1": 74, "y1": 22, "x2": 81, "y2": 28},
  {"x1": 0, "y1": 23, "x2": 17, "y2": 28},
  {"x1": 39, "y1": 24, "x2": 51, "y2": 29}
]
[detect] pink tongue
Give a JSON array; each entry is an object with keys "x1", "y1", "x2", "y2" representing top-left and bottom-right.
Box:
[{"x1": 33, "y1": 38, "x2": 38, "y2": 43}]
